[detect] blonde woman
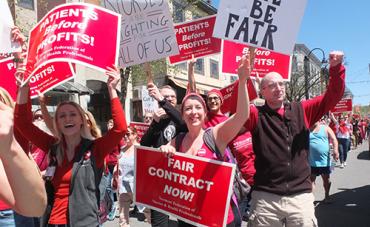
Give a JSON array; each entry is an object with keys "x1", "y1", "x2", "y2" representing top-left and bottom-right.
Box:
[{"x1": 14, "y1": 67, "x2": 127, "y2": 226}]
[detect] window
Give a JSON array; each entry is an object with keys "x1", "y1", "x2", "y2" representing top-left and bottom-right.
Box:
[
  {"x1": 18, "y1": 0, "x2": 34, "y2": 10},
  {"x1": 210, "y1": 59, "x2": 219, "y2": 79},
  {"x1": 194, "y1": 58, "x2": 204, "y2": 75},
  {"x1": 175, "y1": 62, "x2": 187, "y2": 71},
  {"x1": 230, "y1": 75, "x2": 238, "y2": 83},
  {"x1": 173, "y1": 1, "x2": 185, "y2": 23}
]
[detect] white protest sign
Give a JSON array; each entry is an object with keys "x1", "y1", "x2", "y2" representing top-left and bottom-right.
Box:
[
  {"x1": 213, "y1": 0, "x2": 307, "y2": 55},
  {"x1": 0, "y1": 0, "x2": 21, "y2": 53},
  {"x1": 142, "y1": 87, "x2": 158, "y2": 115},
  {"x1": 102, "y1": 0, "x2": 179, "y2": 67}
]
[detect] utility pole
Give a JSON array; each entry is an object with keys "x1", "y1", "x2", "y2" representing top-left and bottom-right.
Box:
[{"x1": 304, "y1": 55, "x2": 310, "y2": 100}]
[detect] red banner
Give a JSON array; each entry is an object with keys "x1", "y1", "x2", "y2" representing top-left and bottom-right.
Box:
[
  {"x1": 25, "y1": 3, "x2": 120, "y2": 81},
  {"x1": 169, "y1": 15, "x2": 221, "y2": 64},
  {"x1": 220, "y1": 79, "x2": 258, "y2": 114},
  {"x1": 222, "y1": 40, "x2": 291, "y2": 80},
  {"x1": 129, "y1": 122, "x2": 149, "y2": 142},
  {"x1": 331, "y1": 98, "x2": 352, "y2": 113},
  {"x1": 0, "y1": 57, "x2": 17, "y2": 100},
  {"x1": 28, "y1": 62, "x2": 74, "y2": 99},
  {"x1": 135, "y1": 146, "x2": 235, "y2": 227}
]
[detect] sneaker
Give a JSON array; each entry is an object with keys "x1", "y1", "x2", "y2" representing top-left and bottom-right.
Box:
[
  {"x1": 108, "y1": 205, "x2": 117, "y2": 221},
  {"x1": 344, "y1": 162, "x2": 347, "y2": 166},
  {"x1": 340, "y1": 163, "x2": 344, "y2": 168}
]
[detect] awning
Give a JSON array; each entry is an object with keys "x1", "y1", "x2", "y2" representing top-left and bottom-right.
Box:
[
  {"x1": 51, "y1": 81, "x2": 94, "y2": 95},
  {"x1": 167, "y1": 77, "x2": 220, "y2": 95}
]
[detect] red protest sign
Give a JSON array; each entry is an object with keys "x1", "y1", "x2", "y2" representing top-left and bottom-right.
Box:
[
  {"x1": 25, "y1": 3, "x2": 120, "y2": 80},
  {"x1": 169, "y1": 15, "x2": 221, "y2": 64},
  {"x1": 135, "y1": 146, "x2": 235, "y2": 227},
  {"x1": 28, "y1": 62, "x2": 75, "y2": 99},
  {"x1": 129, "y1": 122, "x2": 149, "y2": 142},
  {"x1": 331, "y1": 98, "x2": 352, "y2": 113},
  {"x1": 0, "y1": 57, "x2": 17, "y2": 100},
  {"x1": 222, "y1": 40, "x2": 291, "y2": 80},
  {"x1": 220, "y1": 79, "x2": 257, "y2": 114}
]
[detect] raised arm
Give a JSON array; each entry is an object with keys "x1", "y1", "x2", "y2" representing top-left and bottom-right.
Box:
[
  {"x1": 94, "y1": 67, "x2": 127, "y2": 165},
  {"x1": 187, "y1": 56, "x2": 197, "y2": 94},
  {"x1": 213, "y1": 54, "x2": 251, "y2": 154},
  {"x1": 15, "y1": 72, "x2": 56, "y2": 151},
  {"x1": 38, "y1": 91, "x2": 56, "y2": 135},
  {"x1": 302, "y1": 51, "x2": 345, "y2": 127},
  {"x1": 0, "y1": 102, "x2": 46, "y2": 216}
]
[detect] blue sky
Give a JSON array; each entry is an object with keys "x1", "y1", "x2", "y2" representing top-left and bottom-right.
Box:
[{"x1": 212, "y1": 0, "x2": 370, "y2": 106}]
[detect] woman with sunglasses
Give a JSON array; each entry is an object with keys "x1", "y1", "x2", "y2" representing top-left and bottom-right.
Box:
[
  {"x1": 15, "y1": 65, "x2": 127, "y2": 226},
  {"x1": 116, "y1": 126, "x2": 150, "y2": 226}
]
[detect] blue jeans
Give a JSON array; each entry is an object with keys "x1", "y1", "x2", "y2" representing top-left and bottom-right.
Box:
[
  {"x1": 338, "y1": 138, "x2": 349, "y2": 163},
  {"x1": 0, "y1": 209, "x2": 15, "y2": 227},
  {"x1": 14, "y1": 212, "x2": 40, "y2": 227}
]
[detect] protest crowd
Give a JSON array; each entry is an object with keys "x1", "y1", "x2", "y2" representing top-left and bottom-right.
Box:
[{"x1": 1, "y1": 0, "x2": 369, "y2": 227}]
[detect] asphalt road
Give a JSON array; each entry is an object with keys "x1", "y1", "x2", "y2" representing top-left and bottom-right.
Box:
[{"x1": 104, "y1": 141, "x2": 370, "y2": 227}]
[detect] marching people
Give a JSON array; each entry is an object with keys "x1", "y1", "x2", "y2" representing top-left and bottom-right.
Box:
[
  {"x1": 116, "y1": 126, "x2": 150, "y2": 227},
  {"x1": 188, "y1": 55, "x2": 256, "y2": 221},
  {"x1": 140, "y1": 64, "x2": 187, "y2": 227},
  {"x1": 330, "y1": 113, "x2": 351, "y2": 168},
  {"x1": 14, "y1": 65, "x2": 127, "y2": 227},
  {"x1": 159, "y1": 53, "x2": 252, "y2": 227},
  {"x1": 0, "y1": 88, "x2": 47, "y2": 222},
  {"x1": 242, "y1": 51, "x2": 345, "y2": 226},
  {"x1": 309, "y1": 119, "x2": 339, "y2": 203}
]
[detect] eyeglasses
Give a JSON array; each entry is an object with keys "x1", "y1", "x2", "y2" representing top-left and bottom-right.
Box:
[
  {"x1": 207, "y1": 96, "x2": 220, "y2": 102},
  {"x1": 33, "y1": 114, "x2": 43, "y2": 121},
  {"x1": 144, "y1": 116, "x2": 153, "y2": 120},
  {"x1": 263, "y1": 81, "x2": 286, "y2": 90},
  {"x1": 163, "y1": 95, "x2": 176, "y2": 100},
  {"x1": 125, "y1": 132, "x2": 134, "y2": 137}
]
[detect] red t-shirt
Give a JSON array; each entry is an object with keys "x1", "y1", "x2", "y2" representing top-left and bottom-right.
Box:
[{"x1": 14, "y1": 98, "x2": 127, "y2": 224}]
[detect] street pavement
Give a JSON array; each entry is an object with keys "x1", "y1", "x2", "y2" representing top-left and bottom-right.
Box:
[{"x1": 104, "y1": 141, "x2": 370, "y2": 227}]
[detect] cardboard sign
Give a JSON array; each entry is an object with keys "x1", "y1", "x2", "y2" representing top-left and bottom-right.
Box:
[
  {"x1": 129, "y1": 122, "x2": 149, "y2": 142},
  {"x1": 0, "y1": 57, "x2": 17, "y2": 100},
  {"x1": 102, "y1": 0, "x2": 179, "y2": 67},
  {"x1": 142, "y1": 87, "x2": 158, "y2": 114},
  {"x1": 331, "y1": 98, "x2": 352, "y2": 113},
  {"x1": 135, "y1": 146, "x2": 235, "y2": 227},
  {"x1": 222, "y1": 40, "x2": 291, "y2": 80},
  {"x1": 220, "y1": 79, "x2": 258, "y2": 114},
  {"x1": 0, "y1": 0, "x2": 21, "y2": 53},
  {"x1": 25, "y1": 3, "x2": 121, "y2": 81},
  {"x1": 213, "y1": 0, "x2": 307, "y2": 55},
  {"x1": 169, "y1": 15, "x2": 221, "y2": 64}
]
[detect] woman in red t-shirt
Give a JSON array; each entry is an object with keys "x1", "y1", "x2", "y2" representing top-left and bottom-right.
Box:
[
  {"x1": 159, "y1": 54, "x2": 252, "y2": 227},
  {"x1": 14, "y1": 66, "x2": 127, "y2": 226}
]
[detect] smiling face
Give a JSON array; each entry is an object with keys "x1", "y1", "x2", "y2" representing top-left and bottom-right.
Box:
[
  {"x1": 124, "y1": 126, "x2": 138, "y2": 146},
  {"x1": 206, "y1": 93, "x2": 222, "y2": 113},
  {"x1": 56, "y1": 103, "x2": 83, "y2": 137},
  {"x1": 182, "y1": 97, "x2": 206, "y2": 128}
]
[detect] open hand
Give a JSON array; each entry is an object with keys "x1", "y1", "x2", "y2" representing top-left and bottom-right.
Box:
[{"x1": 106, "y1": 65, "x2": 120, "y2": 89}]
